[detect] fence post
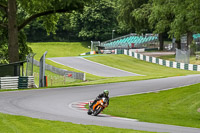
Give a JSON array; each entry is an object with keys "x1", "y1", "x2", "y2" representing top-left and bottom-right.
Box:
[
  {"x1": 83, "y1": 73, "x2": 86, "y2": 81},
  {"x1": 39, "y1": 51, "x2": 48, "y2": 87},
  {"x1": 64, "y1": 75, "x2": 66, "y2": 84},
  {"x1": 51, "y1": 76, "x2": 53, "y2": 86}
]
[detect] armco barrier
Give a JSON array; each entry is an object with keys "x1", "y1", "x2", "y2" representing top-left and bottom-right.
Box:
[
  {"x1": 124, "y1": 49, "x2": 200, "y2": 71},
  {"x1": 33, "y1": 59, "x2": 85, "y2": 81},
  {"x1": 0, "y1": 76, "x2": 35, "y2": 90}
]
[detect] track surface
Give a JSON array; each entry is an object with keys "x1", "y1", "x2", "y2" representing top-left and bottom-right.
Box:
[
  {"x1": 49, "y1": 57, "x2": 140, "y2": 77},
  {"x1": 0, "y1": 75, "x2": 200, "y2": 133}
]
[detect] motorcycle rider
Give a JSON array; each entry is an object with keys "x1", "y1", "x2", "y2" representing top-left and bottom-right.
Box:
[{"x1": 89, "y1": 90, "x2": 109, "y2": 110}]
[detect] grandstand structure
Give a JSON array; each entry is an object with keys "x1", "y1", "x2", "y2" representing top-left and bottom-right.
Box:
[
  {"x1": 193, "y1": 34, "x2": 200, "y2": 42},
  {"x1": 100, "y1": 33, "x2": 158, "y2": 50}
]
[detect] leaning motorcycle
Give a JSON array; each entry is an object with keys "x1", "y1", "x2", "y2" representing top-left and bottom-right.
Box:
[{"x1": 87, "y1": 97, "x2": 108, "y2": 116}]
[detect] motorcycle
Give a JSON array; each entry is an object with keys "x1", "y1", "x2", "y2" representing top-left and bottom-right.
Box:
[{"x1": 87, "y1": 97, "x2": 109, "y2": 116}]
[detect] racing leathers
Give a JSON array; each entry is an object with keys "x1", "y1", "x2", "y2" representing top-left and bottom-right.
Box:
[{"x1": 90, "y1": 93, "x2": 109, "y2": 109}]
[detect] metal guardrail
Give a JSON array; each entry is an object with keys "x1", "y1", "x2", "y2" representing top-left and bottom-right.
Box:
[{"x1": 33, "y1": 59, "x2": 85, "y2": 81}]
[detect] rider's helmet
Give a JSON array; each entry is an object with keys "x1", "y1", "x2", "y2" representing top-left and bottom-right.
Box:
[{"x1": 103, "y1": 90, "x2": 109, "y2": 97}]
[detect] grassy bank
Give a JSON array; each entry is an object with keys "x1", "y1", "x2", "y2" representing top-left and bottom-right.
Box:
[
  {"x1": 0, "y1": 113, "x2": 155, "y2": 133},
  {"x1": 29, "y1": 42, "x2": 90, "y2": 60},
  {"x1": 84, "y1": 54, "x2": 200, "y2": 77},
  {"x1": 103, "y1": 83, "x2": 200, "y2": 128}
]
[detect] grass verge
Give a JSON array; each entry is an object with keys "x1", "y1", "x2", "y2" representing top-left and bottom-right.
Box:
[
  {"x1": 0, "y1": 113, "x2": 155, "y2": 133},
  {"x1": 29, "y1": 42, "x2": 90, "y2": 60},
  {"x1": 102, "y1": 83, "x2": 200, "y2": 128}
]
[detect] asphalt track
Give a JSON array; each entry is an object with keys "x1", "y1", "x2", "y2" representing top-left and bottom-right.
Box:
[
  {"x1": 0, "y1": 75, "x2": 200, "y2": 133},
  {"x1": 48, "y1": 57, "x2": 140, "y2": 77}
]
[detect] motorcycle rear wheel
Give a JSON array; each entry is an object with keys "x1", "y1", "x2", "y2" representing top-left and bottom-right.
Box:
[{"x1": 93, "y1": 107, "x2": 102, "y2": 116}]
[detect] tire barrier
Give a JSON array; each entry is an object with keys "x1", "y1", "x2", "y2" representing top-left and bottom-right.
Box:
[{"x1": 0, "y1": 76, "x2": 35, "y2": 90}]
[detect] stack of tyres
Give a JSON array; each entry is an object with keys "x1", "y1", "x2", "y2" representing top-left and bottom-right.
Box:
[{"x1": 18, "y1": 77, "x2": 28, "y2": 89}]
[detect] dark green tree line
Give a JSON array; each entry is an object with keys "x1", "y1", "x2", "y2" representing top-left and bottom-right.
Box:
[
  {"x1": 122, "y1": 0, "x2": 200, "y2": 49},
  {"x1": 70, "y1": 0, "x2": 117, "y2": 41}
]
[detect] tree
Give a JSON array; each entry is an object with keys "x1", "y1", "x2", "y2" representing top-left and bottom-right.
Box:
[
  {"x1": 119, "y1": 0, "x2": 200, "y2": 50},
  {"x1": 70, "y1": 0, "x2": 117, "y2": 41},
  {"x1": 146, "y1": 0, "x2": 200, "y2": 49},
  {"x1": 151, "y1": 0, "x2": 200, "y2": 49},
  {"x1": 132, "y1": 0, "x2": 174, "y2": 50},
  {"x1": 24, "y1": 14, "x2": 80, "y2": 42},
  {"x1": 117, "y1": 0, "x2": 149, "y2": 33},
  {"x1": 0, "y1": 0, "x2": 89, "y2": 63},
  {"x1": 169, "y1": 0, "x2": 200, "y2": 47}
]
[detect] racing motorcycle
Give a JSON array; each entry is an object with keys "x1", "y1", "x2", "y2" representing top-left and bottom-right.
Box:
[{"x1": 87, "y1": 97, "x2": 108, "y2": 116}]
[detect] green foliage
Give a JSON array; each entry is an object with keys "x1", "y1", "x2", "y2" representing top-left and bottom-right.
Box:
[
  {"x1": 70, "y1": 0, "x2": 117, "y2": 40},
  {"x1": 40, "y1": 15, "x2": 60, "y2": 35},
  {"x1": 0, "y1": 0, "x2": 90, "y2": 62},
  {"x1": 0, "y1": 28, "x2": 32, "y2": 63},
  {"x1": 118, "y1": 0, "x2": 149, "y2": 33},
  {"x1": 148, "y1": 0, "x2": 173, "y2": 34},
  {"x1": 144, "y1": 0, "x2": 200, "y2": 40},
  {"x1": 17, "y1": 0, "x2": 90, "y2": 34},
  {"x1": 0, "y1": 30, "x2": 8, "y2": 64},
  {"x1": 24, "y1": 14, "x2": 80, "y2": 42},
  {"x1": 123, "y1": 0, "x2": 200, "y2": 42},
  {"x1": 190, "y1": 41, "x2": 197, "y2": 55},
  {"x1": 18, "y1": 31, "x2": 32, "y2": 61}
]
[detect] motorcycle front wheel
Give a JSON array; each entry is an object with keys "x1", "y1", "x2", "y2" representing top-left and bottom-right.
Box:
[{"x1": 87, "y1": 108, "x2": 92, "y2": 115}]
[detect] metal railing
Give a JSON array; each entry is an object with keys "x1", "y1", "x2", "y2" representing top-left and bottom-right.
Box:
[
  {"x1": 101, "y1": 33, "x2": 136, "y2": 45},
  {"x1": 33, "y1": 59, "x2": 85, "y2": 81},
  {"x1": 101, "y1": 33, "x2": 159, "y2": 48}
]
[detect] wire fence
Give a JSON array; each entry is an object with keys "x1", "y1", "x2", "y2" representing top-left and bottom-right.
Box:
[
  {"x1": 26, "y1": 53, "x2": 36, "y2": 76},
  {"x1": 33, "y1": 72, "x2": 80, "y2": 87},
  {"x1": 33, "y1": 59, "x2": 85, "y2": 81},
  {"x1": 175, "y1": 48, "x2": 190, "y2": 64}
]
